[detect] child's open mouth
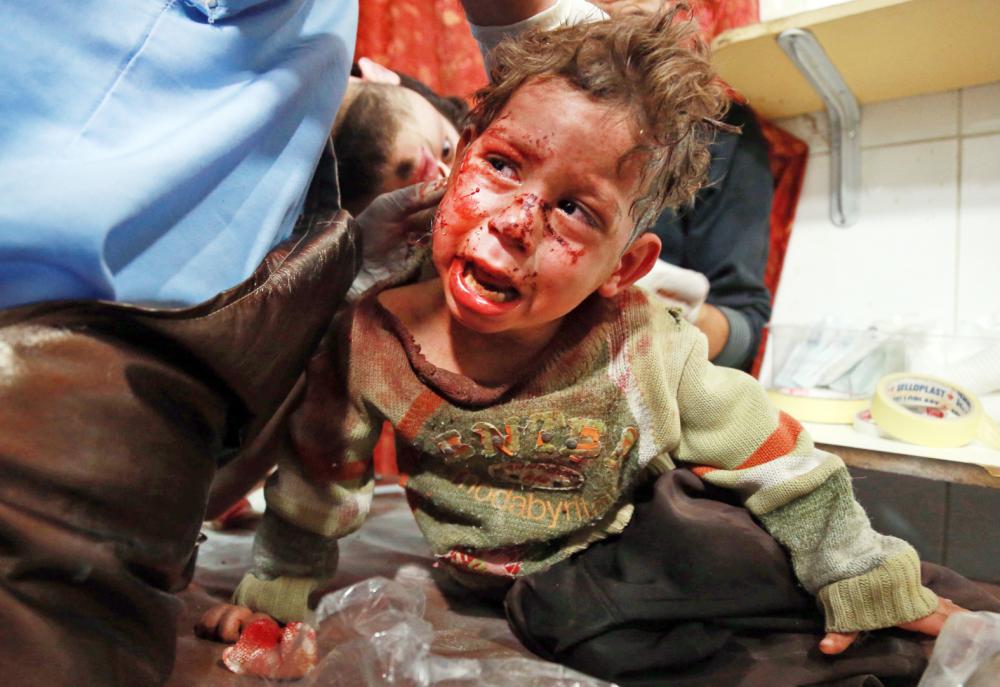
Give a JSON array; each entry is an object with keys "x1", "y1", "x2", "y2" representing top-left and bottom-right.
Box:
[
  {"x1": 448, "y1": 259, "x2": 521, "y2": 315},
  {"x1": 463, "y1": 262, "x2": 519, "y2": 303}
]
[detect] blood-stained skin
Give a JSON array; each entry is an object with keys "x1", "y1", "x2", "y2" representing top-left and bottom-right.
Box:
[{"x1": 422, "y1": 77, "x2": 659, "y2": 367}]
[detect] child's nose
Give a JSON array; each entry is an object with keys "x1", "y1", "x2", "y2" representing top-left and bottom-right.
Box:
[{"x1": 487, "y1": 194, "x2": 541, "y2": 252}]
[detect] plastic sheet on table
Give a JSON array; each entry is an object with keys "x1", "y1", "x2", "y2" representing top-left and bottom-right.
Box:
[
  {"x1": 918, "y1": 611, "x2": 1000, "y2": 687},
  {"x1": 292, "y1": 576, "x2": 615, "y2": 687}
]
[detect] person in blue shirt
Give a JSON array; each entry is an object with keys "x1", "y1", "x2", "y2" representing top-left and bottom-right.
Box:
[{"x1": 0, "y1": 0, "x2": 357, "y2": 307}]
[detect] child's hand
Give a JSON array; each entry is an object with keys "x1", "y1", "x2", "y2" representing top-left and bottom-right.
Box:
[
  {"x1": 195, "y1": 602, "x2": 276, "y2": 643},
  {"x1": 819, "y1": 597, "x2": 968, "y2": 655}
]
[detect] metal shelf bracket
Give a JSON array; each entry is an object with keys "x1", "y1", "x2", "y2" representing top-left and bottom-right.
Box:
[{"x1": 777, "y1": 28, "x2": 861, "y2": 227}]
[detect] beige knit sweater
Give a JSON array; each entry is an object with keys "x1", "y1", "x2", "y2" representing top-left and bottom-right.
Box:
[{"x1": 234, "y1": 287, "x2": 937, "y2": 633}]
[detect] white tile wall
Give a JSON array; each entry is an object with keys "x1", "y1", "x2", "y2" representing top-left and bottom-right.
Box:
[
  {"x1": 771, "y1": 83, "x2": 1000, "y2": 338},
  {"x1": 860, "y1": 91, "x2": 958, "y2": 148},
  {"x1": 956, "y1": 133, "x2": 1000, "y2": 328},
  {"x1": 961, "y1": 83, "x2": 1000, "y2": 136},
  {"x1": 776, "y1": 91, "x2": 960, "y2": 152},
  {"x1": 772, "y1": 141, "x2": 959, "y2": 327}
]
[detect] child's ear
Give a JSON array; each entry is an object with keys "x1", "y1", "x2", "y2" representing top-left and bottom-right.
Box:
[{"x1": 597, "y1": 233, "x2": 663, "y2": 298}]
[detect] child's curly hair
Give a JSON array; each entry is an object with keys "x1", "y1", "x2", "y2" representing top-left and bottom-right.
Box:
[{"x1": 469, "y1": 3, "x2": 731, "y2": 236}]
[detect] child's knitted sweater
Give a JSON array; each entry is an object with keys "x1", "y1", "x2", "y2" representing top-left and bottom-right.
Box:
[{"x1": 234, "y1": 287, "x2": 937, "y2": 633}]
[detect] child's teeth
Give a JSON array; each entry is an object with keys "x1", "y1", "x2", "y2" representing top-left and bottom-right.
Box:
[{"x1": 464, "y1": 266, "x2": 514, "y2": 303}]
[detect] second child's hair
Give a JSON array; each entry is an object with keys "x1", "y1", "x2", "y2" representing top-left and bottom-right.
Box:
[
  {"x1": 333, "y1": 83, "x2": 401, "y2": 214},
  {"x1": 469, "y1": 4, "x2": 731, "y2": 236}
]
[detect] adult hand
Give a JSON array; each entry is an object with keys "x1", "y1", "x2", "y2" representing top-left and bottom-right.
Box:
[
  {"x1": 196, "y1": 602, "x2": 275, "y2": 643},
  {"x1": 819, "y1": 597, "x2": 968, "y2": 655},
  {"x1": 634, "y1": 258, "x2": 710, "y2": 322},
  {"x1": 351, "y1": 178, "x2": 447, "y2": 298}
]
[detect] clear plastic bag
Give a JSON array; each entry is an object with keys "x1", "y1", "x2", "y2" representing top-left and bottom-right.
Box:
[
  {"x1": 299, "y1": 576, "x2": 614, "y2": 687},
  {"x1": 918, "y1": 611, "x2": 1000, "y2": 687}
]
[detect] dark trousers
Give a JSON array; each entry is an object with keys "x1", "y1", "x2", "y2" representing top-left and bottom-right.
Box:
[
  {"x1": 506, "y1": 469, "x2": 1000, "y2": 687},
  {"x1": 0, "y1": 204, "x2": 358, "y2": 685}
]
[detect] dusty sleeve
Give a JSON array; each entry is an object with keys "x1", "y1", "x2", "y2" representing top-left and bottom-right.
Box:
[
  {"x1": 672, "y1": 334, "x2": 937, "y2": 632},
  {"x1": 232, "y1": 321, "x2": 380, "y2": 622}
]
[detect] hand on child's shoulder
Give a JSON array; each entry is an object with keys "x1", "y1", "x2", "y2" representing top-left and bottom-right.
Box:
[
  {"x1": 819, "y1": 596, "x2": 968, "y2": 655},
  {"x1": 195, "y1": 602, "x2": 275, "y2": 643}
]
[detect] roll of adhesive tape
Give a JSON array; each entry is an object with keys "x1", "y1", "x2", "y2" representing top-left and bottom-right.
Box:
[
  {"x1": 853, "y1": 405, "x2": 969, "y2": 440},
  {"x1": 768, "y1": 388, "x2": 871, "y2": 424},
  {"x1": 870, "y1": 373, "x2": 1000, "y2": 450}
]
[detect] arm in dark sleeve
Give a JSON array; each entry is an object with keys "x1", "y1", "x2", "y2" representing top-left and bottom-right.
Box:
[{"x1": 651, "y1": 102, "x2": 773, "y2": 371}]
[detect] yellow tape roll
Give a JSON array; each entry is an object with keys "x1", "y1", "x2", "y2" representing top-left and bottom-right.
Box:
[
  {"x1": 768, "y1": 389, "x2": 870, "y2": 424},
  {"x1": 870, "y1": 373, "x2": 1000, "y2": 450}
]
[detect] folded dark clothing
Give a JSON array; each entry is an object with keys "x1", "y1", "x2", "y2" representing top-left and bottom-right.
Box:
[{"x1": 506, "y1": 469, "x2": 1000, "y2": 687}]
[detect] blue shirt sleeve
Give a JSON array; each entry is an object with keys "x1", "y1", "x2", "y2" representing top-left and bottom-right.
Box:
[{"x1": 0, "y1": 0, "x2": 358, "y2": 308}]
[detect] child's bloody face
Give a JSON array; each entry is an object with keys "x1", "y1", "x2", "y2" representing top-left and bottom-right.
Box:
[{"x1": 431, "y1": 78, "x2": 657, "y2": 343}]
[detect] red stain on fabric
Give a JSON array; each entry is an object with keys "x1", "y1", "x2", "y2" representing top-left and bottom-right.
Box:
[{"x1": 222, "y1": 619, "x2": 318, "y2": 679}]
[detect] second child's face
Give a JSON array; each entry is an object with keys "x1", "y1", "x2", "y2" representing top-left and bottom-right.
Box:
[
  {"x1": 382, "y1": 88, "x2": 460, "y2": 193},
  {"x1": 432, "y1": 78, "x2": 653, "y2": 342}
]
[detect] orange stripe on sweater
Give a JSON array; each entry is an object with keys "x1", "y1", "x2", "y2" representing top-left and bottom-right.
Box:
[
  {"x1": 397, "y1": 390, "x2": 444, "y2": 442},
  {"x1": 693, "y1": 411, "x2": 802, "y2": 476}
]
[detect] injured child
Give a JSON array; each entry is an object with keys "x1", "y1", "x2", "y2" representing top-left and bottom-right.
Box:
[{"x1": 197, "y1": 7, "x2": 999, "y2": 685}]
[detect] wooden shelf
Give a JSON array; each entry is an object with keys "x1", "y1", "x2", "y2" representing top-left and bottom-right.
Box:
[
  {"x1": 826, "y1": 443, "x2": 1000, "y2": 488},
  {"x1": 711, "y1": 0, "x2": 1000, "y2": 119},
  {"x1": 806, "y1": 419, "x2": 1000, "y2": 484}
]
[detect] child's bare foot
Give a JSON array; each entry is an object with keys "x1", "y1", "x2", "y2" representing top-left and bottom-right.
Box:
[
  {"x1": 819, "y1": 597, "x2": 968, "y2": 655},
  {"x1": 195, "y1": 602, "x2": 274, "y2": 643}
]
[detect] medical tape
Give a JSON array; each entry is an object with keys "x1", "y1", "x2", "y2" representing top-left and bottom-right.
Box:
[
  {"x1": 851, "y1": 404, "x2": 983, "y2": 440},
  {"x1": 868, "y1": 373, "x2": 1000, "y2": 450},
  {"x1": 767, "y1": 387, "x2": 870, "y2": 424},
  {"x1": 852, "y1": 406, "x2": 949, "y2": 439}
]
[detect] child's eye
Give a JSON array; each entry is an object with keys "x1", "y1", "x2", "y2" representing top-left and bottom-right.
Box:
[
  {"x1": 484, "y1": 155, "x2": 517, "y2": 180},
  {"x1": 557, "y1": 199, "x2": 597, "y2": 227},
  {"x1": 442, "y1": 140, "x2": 453, "y2": 162}
]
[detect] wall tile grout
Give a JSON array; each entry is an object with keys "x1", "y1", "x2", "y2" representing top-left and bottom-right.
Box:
[
  {"x1": 860, "y1": 135, "x2": 956, "y2": 152},
  {"x1": 956, "y1": 130, "x2": 1000, "y2": 141},
  {"x1": 856, "y1": 130, "x2": 1000, "y2": 153}
]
